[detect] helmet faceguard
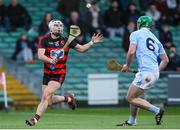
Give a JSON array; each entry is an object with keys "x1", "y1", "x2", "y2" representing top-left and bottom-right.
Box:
[
  {"x1": 48, "y1": 20, "x2": 64, "y2": 36},
  {"x1": 137, "y1": 16, "x2": 153, "y2": 29}
]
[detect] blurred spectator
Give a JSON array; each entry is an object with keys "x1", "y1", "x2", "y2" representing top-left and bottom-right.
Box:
[
  {"x1": 124, "y1": 3, "x2": 141, "y2": 24},
  {"x1": 0, "y1": 0, "x2": 7, "y2": 31},
  {"x1": 178, "y1": 0, "x2": 180, "y2": 13},
  {"x1": 151, "y1": 23, "x2": 160, "y2": 38},
  {"x1": 86, "y1": 2, "x2": 104, "y2": 35},
  {"x1": 145, "y1": 4, "x2": 161, "y2": 25},
  {"x1": 139, "y1": 0, "x2": 151, "y2": 11},
  {"x1": 38, "y1": 12, "x2": 53, "y2": 36},
  {"x1": 166, "y1": 0, "x2": 177, "y2": 15},
  {"x1": 31, "y1": 36, "x2": 41, "y2": 58},
  {"x1": 119, "y1": 0, "x2": 131, "y2": 12},
  {"x1": 56, "y1": 0, "x2": 79, "y2": 25},
  {"x1": 166, "y1": 45, "x2": 180, "y2": 71},
  {"x1": 11, "y1": 34, "x2": 34, "y2": 63},
  {"x1": 158, "y1": 0, "x2": 178, "y2": 25},
  {"x1": 159, "y1": 23, "x2": 173, "y2": 47},
  {"x1": 7, "y1": 0, "x2": 31, "y2": 31},
  {"x1": 163, "y1": 42, "x2": 174, "y2": 57},
  {"x1": 150, "y1": 0, "x2": 168, "y2": 17},
  {"x1": 150, "y1": 0, "x2": 177, "y2": 25},
  {"x1": 122, "y1": 21, "x2": 136, "y2": 52},
  {"x1": 172, "y1": 9, "x2": 180, "y2": 26},
  {"x1": 103, "y1": 0, "x2": 123, "y2": 39},
  {"x1": 78, "y1": 0, "x2": 89, "y2": 21},
  {"x1": 174, "y1": 1, "x2": 180, "y2": 25},
  {"x1": 68, "y1": 11, "x2": 87, "y2": 44},
  {"x1": 166, "y1": 0, "x2": 179, "y2": 25},
  {"x1": 97, "y1": 0, "x2": 111, "y2": 13}
]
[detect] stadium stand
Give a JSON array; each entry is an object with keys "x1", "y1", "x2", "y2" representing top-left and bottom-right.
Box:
[
  {"x1": 0, "y1": 68, "x2": 39, "y2": 110},
  {"x1": 0, "y1": 0, "x2": 179, "y2": 109}
]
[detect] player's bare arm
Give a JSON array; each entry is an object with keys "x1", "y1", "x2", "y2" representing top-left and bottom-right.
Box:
[
  {"x1": 159, "y1": 53, "x2": 169, "y2": 71},
  {"x1": 74, "y1": 33, "x2": 103, "y2": 52},
  {"x1": 121, "y1": 43, "x2": 136, "y2": 72},
  {"x1": 38, "y1": 48, "x2": 58, "y2": 64}
]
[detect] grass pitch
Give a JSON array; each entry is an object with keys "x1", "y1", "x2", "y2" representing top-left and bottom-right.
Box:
[{"x1": 0, "y1": 106, "x2": 180, "y2": 129}]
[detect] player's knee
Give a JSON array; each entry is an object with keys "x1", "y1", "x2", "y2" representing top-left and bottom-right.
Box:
[
  {"x1": 42, "y1": 91, "x2": 51, "y2": 101},
  {"x1": 48, "y1": 98, "x2": 53, "y2": 106},
  {"x1": 126, "y1": 95, "x2": 133, "y2": 103},
  {"x1": 48, "y1": 101, "x2": 53, "y2": 106}
]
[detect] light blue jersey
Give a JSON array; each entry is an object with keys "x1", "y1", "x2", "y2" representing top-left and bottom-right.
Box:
[{"x1": 130, "y1": 28, "x2": 166, "y2": 72}]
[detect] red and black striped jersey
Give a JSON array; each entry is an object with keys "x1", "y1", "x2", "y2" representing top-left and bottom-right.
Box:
[{"x1": 38, "y1": 34, "x2": 77, "y2": 74}]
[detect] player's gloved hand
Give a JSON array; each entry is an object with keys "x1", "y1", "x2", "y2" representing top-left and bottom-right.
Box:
[{"x1": 121, "y1": 64, "x2": 131, "y2": 72}]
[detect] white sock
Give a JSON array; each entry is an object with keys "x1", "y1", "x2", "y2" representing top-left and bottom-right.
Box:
[
  {"x1": 128, "y1": 115, "x2": 136, "y2": 125},
  {"x1": 149, "y1": 105, "x2": 160, "y2": 114}
]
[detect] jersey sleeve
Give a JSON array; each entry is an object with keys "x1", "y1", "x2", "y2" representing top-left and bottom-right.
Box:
[
  {"x1": 38, "y1": 37, "x2": 47, "y2": 48},
  {"x1": 129, "y1": 32, "x2": 138, "y2": 45},
  {"x1": 64, "y1": 37, "x2": 78, "y2": 49},
  {"x1": 69, "y1": 40, "x2": 78, "y2": 48},
  {"x1": 158, "y1": 43, "x2": 166, "y2": 54}
]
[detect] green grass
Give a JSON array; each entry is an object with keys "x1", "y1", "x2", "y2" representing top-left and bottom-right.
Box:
[{"x1": 0, "y1": 107, "x2": 180, "y2": 129}]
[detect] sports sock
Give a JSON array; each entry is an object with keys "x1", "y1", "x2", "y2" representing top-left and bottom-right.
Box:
[
  {"x1": 34, "y1": 114, "x2": 40, "y2": 121},
  {"x1": 64, "y1": 95, "x2": 68, "y2": 102},
  {"x1": 128, "y1": 115, "x2": 137, "y2": 125},
  {"x1": 149, "y1": 105, "x2": 160, "y2": 114}
]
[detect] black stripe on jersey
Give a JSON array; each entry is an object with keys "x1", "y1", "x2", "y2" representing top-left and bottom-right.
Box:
[{"x1": 44, "y1": 66, "x2": 66, "y2": 70}]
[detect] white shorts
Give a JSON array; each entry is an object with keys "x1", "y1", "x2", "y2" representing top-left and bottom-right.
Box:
[{"x1": 132, "y1": 71, "x2": 159, "y2": 89}]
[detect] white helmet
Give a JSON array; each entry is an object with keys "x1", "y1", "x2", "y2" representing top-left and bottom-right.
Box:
[{"x1": 48, "y1": 20, "x2": 64, "y2": 35}]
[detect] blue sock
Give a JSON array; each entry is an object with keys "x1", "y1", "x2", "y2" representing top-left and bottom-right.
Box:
[
  {"x1": 128, "y1": 115, "x2": 136, "y2": 125},
  {"x1": 149, "y1": 105, "x2": 160, "y2": 114}
]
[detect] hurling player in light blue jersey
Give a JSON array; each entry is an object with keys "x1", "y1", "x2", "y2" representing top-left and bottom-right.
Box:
[{"x1": 119, "y1": 16, "x2": 169, "y2": 126}]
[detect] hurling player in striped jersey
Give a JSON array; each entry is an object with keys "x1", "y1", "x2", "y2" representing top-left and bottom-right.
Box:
[{"x1": 25, "y1": 19, "x2": 103, "y2": 126}]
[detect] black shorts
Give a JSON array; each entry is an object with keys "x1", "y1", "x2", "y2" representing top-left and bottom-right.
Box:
[{"x1": 43, "y1": 73, "x2": 66, "y2": 85}]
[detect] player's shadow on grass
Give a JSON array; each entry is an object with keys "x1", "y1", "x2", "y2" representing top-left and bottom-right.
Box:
[{"x1": 115, "y1": 122, "x2": 157, "y2": 127}]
